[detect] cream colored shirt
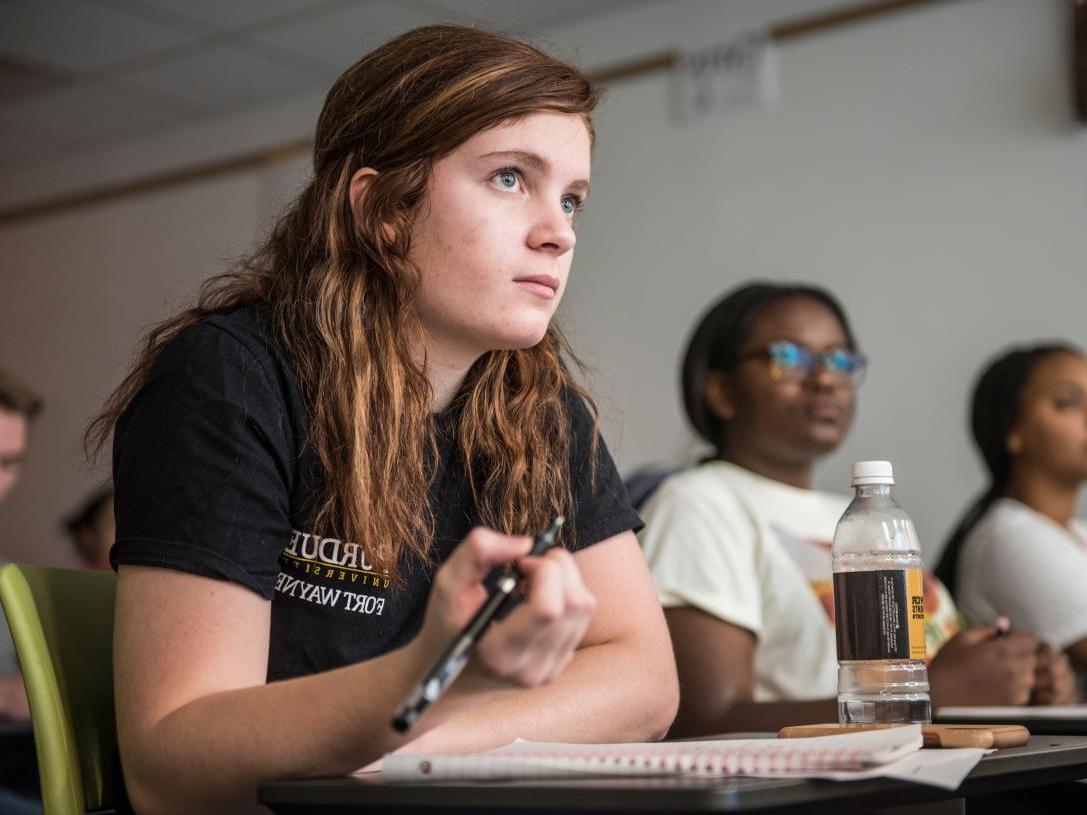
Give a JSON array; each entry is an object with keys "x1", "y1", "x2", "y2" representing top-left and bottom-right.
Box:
[
  {"x1": 640, "y1": 462, "x2": 848, "y2": 701},
  {"x1": 640, "y1": 461, "x2": 960, "y2": 702}
]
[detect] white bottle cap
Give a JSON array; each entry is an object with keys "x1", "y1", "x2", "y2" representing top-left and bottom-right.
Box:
[{"x1": 852, "y1": 460, "x2": 894, "y2": 486}]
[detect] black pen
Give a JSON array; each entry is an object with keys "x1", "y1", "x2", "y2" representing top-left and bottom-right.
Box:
[{"x1": 391, "y1": 516, "x2": 566, "y2": 733}]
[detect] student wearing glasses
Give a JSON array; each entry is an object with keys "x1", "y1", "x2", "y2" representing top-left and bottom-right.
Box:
[
  {"x1": 639, "y1": 282, "x2": 1073, "y2": 736},
  {"x1": 937, "y1": 344, "x2": 1087, "y2": 685},
  {"x1": 91, "y1": 26, "x2": 677, "y2": 813}
]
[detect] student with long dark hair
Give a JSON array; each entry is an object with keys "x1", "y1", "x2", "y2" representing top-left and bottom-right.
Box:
[
  {"x1": 640, "y1": 282, "x2": 1071, "y2": 737},
  {"x1": 936, "y1": 344, "x2": 1087, "y2": 682},
  {"x1": 89, "y1": 26, "x2": 677, "y2": 813}
]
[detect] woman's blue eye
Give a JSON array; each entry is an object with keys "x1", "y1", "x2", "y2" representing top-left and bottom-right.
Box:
[
  {"x1": 561, "y1": 196, "x2": 580, "y2": 216},
  {"x1": 495, "y1": 170, "x2": 519, "y2": 190}
]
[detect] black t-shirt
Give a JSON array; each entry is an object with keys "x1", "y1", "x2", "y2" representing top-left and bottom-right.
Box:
[{"x1": 111, "y1": 304, "x2": 642, "y2": 682}]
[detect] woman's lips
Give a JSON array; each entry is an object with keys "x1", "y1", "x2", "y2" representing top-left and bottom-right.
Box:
[
  {"x1": 514, "y1": 275, "x2": 560, "y2": 299},
  {"x1": 805, "y1": 399, "x2": 844, "y2": 422}
]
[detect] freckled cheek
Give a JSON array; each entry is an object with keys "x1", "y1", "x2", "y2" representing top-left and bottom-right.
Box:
[
  {"x1": 452, "y1": 222, "x2": 483, "y2": 251},
  {"x1": 448, "y1": 204, "x2": 498, "y2": 246}
]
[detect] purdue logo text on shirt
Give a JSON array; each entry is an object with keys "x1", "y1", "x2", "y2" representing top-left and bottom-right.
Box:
[{"x1": 275, "y1": 529, "x2": 388, "y2": 615}]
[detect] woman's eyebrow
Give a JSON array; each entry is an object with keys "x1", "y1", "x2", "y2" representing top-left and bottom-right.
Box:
[
  {"x1": 1048, "y1": 379, "x2": 1087, "y2": 393},
  {"x1": 760, "y1": 335, "x2": 848, "y2": 350},
  {"x1": 481, "y1": 149, "x2": 546, "y2": 170},
  {"x1": 479, "y1": 149, "x2": 590, "y2": 195}
]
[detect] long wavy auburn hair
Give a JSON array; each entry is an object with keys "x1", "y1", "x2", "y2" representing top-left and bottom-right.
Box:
[{"x1": 87, "y1": 25, "x2": 601, "y2": 582}]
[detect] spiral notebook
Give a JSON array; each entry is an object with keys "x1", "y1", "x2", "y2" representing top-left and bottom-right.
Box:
[{"x1": 381, "y1": 724, "x2": 923, "y2": 782}]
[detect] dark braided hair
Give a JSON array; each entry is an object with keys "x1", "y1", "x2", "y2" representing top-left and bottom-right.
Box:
[
  {"x1": 681, "y1": 282, "x2": 858, "y2": 454},
  {"x1": 935, "y1": 343, "x2": 1082, "y2": 593}
]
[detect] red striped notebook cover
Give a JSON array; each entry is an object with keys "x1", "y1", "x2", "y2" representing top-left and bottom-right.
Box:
[{"x1": 380, "y1": 725, "x2": 923, "y2": 782}]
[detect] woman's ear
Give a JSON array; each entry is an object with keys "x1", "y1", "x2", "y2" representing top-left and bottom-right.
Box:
[
  {"x1": 349, "y1": 167, "x2": 380, "y2": 222},
  {"x1": 704, "y1": 370, "x2": 736, "y2": 422},
  {"x1": 1006, "y1": 429, "x2": 1024, "y2": 456}
]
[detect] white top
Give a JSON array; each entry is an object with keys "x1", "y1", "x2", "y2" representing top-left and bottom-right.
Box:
[
  {"x1": 957, "y1": 497, "x2": 1087, "y2": 649},
  {"x1": 639, "y1": 461, "x2": 848, "y2": 701},
  {"x1": 852, "y1": 460, "x2": 894, "y2": 485}
]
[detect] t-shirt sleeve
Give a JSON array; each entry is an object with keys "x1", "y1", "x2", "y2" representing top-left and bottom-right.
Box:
[
  {"x1": 110, "y1": 321, "x2": 296, "y2": 599},
  {"x1": 922, "y1": 571, "x2": 964, "y2": 661},
  {"x1": 638, "y1": 476, "x2": 763, "y2": 639},
  {"x1": 564, "y1": 389, "x2": 643, "y2": 552},
  {"x1": 969, "y1": 514, "x2": 1087, "y2": 650}
]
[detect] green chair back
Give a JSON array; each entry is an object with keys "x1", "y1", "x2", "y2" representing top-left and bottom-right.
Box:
[{"x1": 0, "y1": 564, "x2": 116, "y2": 814}]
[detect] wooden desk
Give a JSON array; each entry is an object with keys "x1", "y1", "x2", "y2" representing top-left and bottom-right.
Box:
[
  {"x1": 260, "y1": 735, "x2": 1087, "y2": 814},
  {"x1": 935, "y1": 710, "x2": 1087, "y2": 736}
]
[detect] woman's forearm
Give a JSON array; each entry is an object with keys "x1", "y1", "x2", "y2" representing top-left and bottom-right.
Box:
[
  {"x1": 124, "y1": 635, "x2": 674, "y2": 814},
  {"x1": 400, "y1": 636, "x2": 679, "y2": 757},
  {"x1": 123, "y1": 638, "x2": 438, "y2": 815}
]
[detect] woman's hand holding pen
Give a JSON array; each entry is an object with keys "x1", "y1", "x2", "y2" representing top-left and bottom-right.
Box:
[
  {"x1": 420, "y1": 526, "x2": 596, "y2": 689},
  {"x1": 476, "y1": 543, "x2": 596, "y2": 686}
]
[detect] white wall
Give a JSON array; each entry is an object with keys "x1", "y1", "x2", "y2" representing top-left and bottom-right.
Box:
[
  {"x1": 0, "y1": 0, "x2": 1084, "y2": 566},
  {"x1": 548, "y1": 0, "x2": 1087, "y2": 558}
]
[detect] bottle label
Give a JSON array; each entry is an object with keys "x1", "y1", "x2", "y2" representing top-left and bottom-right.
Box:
[{"x1": 833, "y1": 568, "x2": 926, "y2": 661}]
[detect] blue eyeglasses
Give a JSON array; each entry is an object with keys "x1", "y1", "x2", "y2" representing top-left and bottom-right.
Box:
[{"x1": 740, "y1": 340, "x2": 867, "y2": 385}]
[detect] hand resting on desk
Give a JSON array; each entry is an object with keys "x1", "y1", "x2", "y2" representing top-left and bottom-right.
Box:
[{"x1": 929, "y1": 623, "x2": 1076, "y2": 707}]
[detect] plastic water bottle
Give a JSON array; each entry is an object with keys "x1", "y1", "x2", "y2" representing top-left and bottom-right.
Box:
[{"x1": 832, "y1": 460, "x2": 931, "y2": 724}]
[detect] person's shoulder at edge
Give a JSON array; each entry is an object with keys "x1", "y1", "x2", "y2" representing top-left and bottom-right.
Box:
[
  {"x1": 968, "y1": 499, "x2": 1087, "y2": 579},
  {"x1": 638, "y1": 461, "x2": 767, "y2": 638},
  {"x1": 185, "y1": 302, "x2": 280, "y2": 363},
  {"x1": 956, "y1": 497, "x2": 1068, "y2": 613},
  {"x1": 639, "y1": 461, "x2": 754, "y2": 548},
  {"x1": 966, "y1": 497, "x2": 1060, "y2": 554},
  {"x1": 644, "y1": 459, "x2": 842, "y2": 521},
  {"x1": 137, "y1": 303, "x2": 297, "y2": 407},
  {"x1": 642, "y1": 460, "x2": 741, "y2": 512},
  {"x1": 718, "y1": 459, "x2": 848, "y2": 510}
]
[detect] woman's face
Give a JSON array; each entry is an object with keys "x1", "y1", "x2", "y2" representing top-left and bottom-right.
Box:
[
  {"x1": 709, "y1": 296, "x2": 858, "y2": 464},
  {"x1": 0, "y1": 408, "x2": 29, "y2": 504},
  {"x1": 407, "y1": 111, "x2": 591, "y2": 364},
  {"x1": 1009, "y1": 352, "x2": 1087, "y2": 485}
]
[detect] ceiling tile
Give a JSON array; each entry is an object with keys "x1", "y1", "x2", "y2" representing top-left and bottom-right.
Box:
[
  {"x1": 0, "y1": 55, "x2": 70, "y2": 104},
  {"x1": 119, "y1": 44, "x2": 324, "y2": 110},
  {"x1": 0, "y1": 80, "x2": 187, "y2": 144},
  {"x1": 0, "y1": 0, "x2": 197, "y2": 72},
  {"x1": 419, "y1": 0, "x2": 636, "y2": 31},
  {"x1": 0, "y1": 118, "x2": 74, "y2": 165},
  {"x1": 128, "y1": 0, "x2": 338, "y2": 31},
  {"x1": 251, "y1": 0, "x2": 430, "y2": 75}
]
